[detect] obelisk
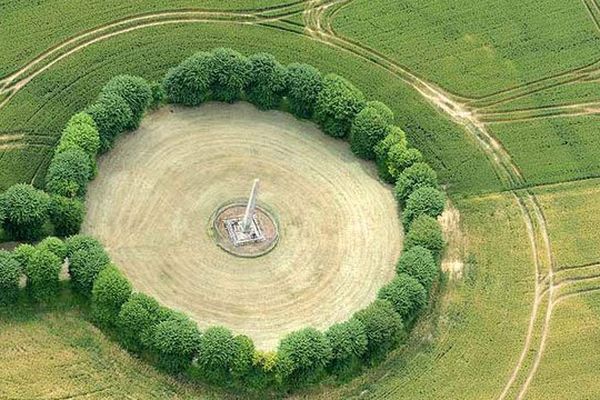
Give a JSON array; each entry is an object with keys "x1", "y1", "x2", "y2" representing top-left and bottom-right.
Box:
[{"x1": 242, "y1": 179, "x2": 259, "y2": 232}]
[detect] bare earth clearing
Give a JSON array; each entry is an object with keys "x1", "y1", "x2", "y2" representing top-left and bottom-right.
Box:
[{"x1": 83, "y1": 102, "x2": 401, "y2": 350}]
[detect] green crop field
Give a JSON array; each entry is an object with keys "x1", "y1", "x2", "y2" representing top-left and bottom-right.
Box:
[{"x1": 1, "y1": 0, "x2": 599, "y2": 399}]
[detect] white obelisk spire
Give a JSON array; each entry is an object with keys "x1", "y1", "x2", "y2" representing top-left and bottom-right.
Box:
[{"x1": 242, "y1": 179, "x2": 259, "y2": 232}]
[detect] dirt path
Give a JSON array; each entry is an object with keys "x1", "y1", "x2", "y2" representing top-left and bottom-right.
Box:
[{"x1": 83, "y1": 103, "x2": 401, "y2": 350}]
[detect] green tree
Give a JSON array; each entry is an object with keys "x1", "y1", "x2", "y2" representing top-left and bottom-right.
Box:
[
  {"x1": 378, "y1": 273, "x2": 427, "y2": 321},
  {"x1": 0, "y1": 250, "x2": 21, "y2": 304},
  {"x1": 352, "y1": 299, "x2": 403, "y2": 358},
  {"x1": 396, "y1": 246, "x2": 439, "y2": 291},
  {"x1": 101, "y1": 75, "x2": 152, "y2": 130},
  {"x1": 374, "y1": 126, "x2": 407, "y2": 183},
  {"x1": 150, "y1": 314, "x2": 202, "y2": 373},
  {"x1": 285, "y1": 63, "x2": 323, "y2": 118},
  {"x1": 232, "y1": 334, "x2": 255, "y2": 380},
  {"x1": 55, "y1": 112, "x2": 100, "y2": 157},
  {"x1": 325, "y1": 318, "x2": 367, "y2": 372},
  {"x1": 38, "y1": 236, "x2": 67, "y2": 261},
  {"x1": 402, "y1": 186, "x2": 446, "y2": 228},
  {"x1": 0, "y1": 184, "x2": 49, "y2": 241},
  {"x1": 48, "y1": 195, "x2": 85, "y2": 237},
  {"x1": 91, "y1": 264, "x2": 132, "y2": 327},
  {"x1": 24, "y1": 248, "x2": 62, "y2": 302},
  {"x1": 314, "y1": 74, "x2": 366, "y2": 138},
  {"x1": 66, "y1": 234, "x2": 103, "y2": 257},
  {"x1": 86, "y1": 92, "x2": 134, "y2": 153},
  {"x1": 210, "y1": 48, "x2": 251, "y2": 103},
  {"x1": 277, "y1": 327, "x2": 331, "y2": 385},
  {"x1": 365, "y1": 101, "x2": 394, "y2": 124},
  {"x1": 163, "y1": 51, "x2": 214, "y2": 106},
  {"x1": 394, "y1": 162, "x2": 438, "y2": 204},
  {"x1": 196, "y1": 326, "x2": 239, "y2": 384},
  {"x1": 405, "y1": 215, "x2": 445, "y2": 259},
  {"x1": 45, "y1": 148, "x2": 92, "y2": 198},
  {"x1": 245, "y1": 53, "x2": 287, "y2": 110},
  {"x1": 387, "y1": 146, "x2": 423, "y2": 180},
  {"x1": 149, "y1": 81, "x2": 165, "y2": 109},
  {"x1": 12, "y1": 243, "x2": 36, "y2": 271},
  {"x1": 350, "y1": 103, "x2": 393, "y2": 160},
  {"x1": 117, "y1": 292, "x2": 163, "y2": 352},
  {"x1": 68, "y1": 241, "x2": 110, "y2": 296}
]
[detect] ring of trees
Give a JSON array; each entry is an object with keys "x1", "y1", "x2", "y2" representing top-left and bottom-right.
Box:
[{"x1": 0, "y1": 48, "x2": 447, "y2": 393}]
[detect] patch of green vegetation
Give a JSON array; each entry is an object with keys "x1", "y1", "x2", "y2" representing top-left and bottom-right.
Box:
[
  {"x1": 0, "y1": 0, "x2": 295, "y2": 78},
  {"x1": 525, "y1": 292, "x2": 600, "y2": 399},
  {"x1": 0, "y1": 22, "x2": 500, "y2": 195},
  {"x1": 534, "y1": 179, "x2": 600, "y2": 268},
  {"x1": 489, "y1": 116, "x2": 600, "y2": 186},
  {"x1": 333, "y1": 0, "x2": 600, "y2": 97},
  {"x1": 307, "y1": 193, "x2": 535, "y2": 399}
]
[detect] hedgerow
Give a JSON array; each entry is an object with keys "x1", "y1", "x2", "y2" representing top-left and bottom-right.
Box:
[{"x1": 0, "y1": 48, "x2": 447, "y2": 395}]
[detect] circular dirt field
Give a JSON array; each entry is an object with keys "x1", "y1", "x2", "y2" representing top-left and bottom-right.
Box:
[{"x1": 83, "y1": 102, "x2": 401, "y2": 350}]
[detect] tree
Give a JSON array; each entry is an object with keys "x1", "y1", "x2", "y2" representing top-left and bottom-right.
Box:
[
  {"x1": 55, "y1": 112, "x2": 100, "y2": 157},
  {"x1": 365, "y1": 101, "x2": 394, "y2": 124},
  {"x1": 149, "y1": 81, "x2": 165, "y2": 109},
  {"x1": 245, "y1": 53, "x2": 287, "y2": 110},
  {"x1": 374, "y1": 126, "x2": 407, "y2": 183},
  {"x1": 402, "y1": 186, "x2": 446, "y2": 229},
  {"x1": 314, "y1": 74, "x2": 366, "y2": 138},
  {"x1": 117, "y1": 292, "x2": 163, "y2": 352},
  {"x1": 196, "y1": 326, "x2": 239, "y2": 384},
  {"x1": 232, "y1": 334, "x2": 255, "y2": 379},
  {"x1": 66, "y1": 234, "x2": 104, "y2": 257},
  {"x1": 38, "y1": 236, "x2": 67, "y2": 261},
  {"x1": 210, "y1": 48, "x2": 251, "y2": 103},
  {"x1": 277, "y1": 327, "x2": 331, "y2": 385},
  {"x1": 12, "y1": 243, "x2": 36, "y2": 271},
  {"x1": 45, "y1": 148, "x2": 92, "y2": 198},
  {"x1": 86, "y1": 92, "x2": 134, "y2": 153},
  {"x1": 150, "y1": 314, "x2": 202, "y2": 373},
  {"x1": 387, "y1": 146, "x2": 423, "y2": 180},
  {"x1": 48, "y1": 195, "x2": 85, "y2": 237},
  {"x1": 24, "y1": 248, "x2": 62, "y2": 302},
  {"x1": 163, "y1": 51, "x2": 214, "y2": 106},
  {"x1": 350, "y1": 103, "x2": 393, "y2": 160},
  {"x1": 0, "y1": 250, "x2": 21, "y2": 304},
  {"x1": 0, "y1": 184, "x2": 49, "y2": 241},
  {"x1": 285, "y1": 63, "x2": 323, "y2": 118},
  {"x1": 325, "y1": 318, "x2": 367, "y2": 372},
  {"x1": 91, "y1": 264, "x2": 132, "y2": 327},
  {"x1": 352, "y1": 299, "x2": 403, "y2": 357},
  {"x1": 396, "y1": 246, "x2": 439, "y2": 291},
  {"x1": 404, "y1": 215, "x2": 444, "y2": 259},
  {"x1": 377, "y1": 273, "x2": 427, "y2": 321},
  {"x1": 394, "y1": 162, "x2": 438, "y2": 204},
  {"x1": 101, "y1": 75, "x2": 152, "y2": 130},
  {"x1": 68, "y1": 242, "x2": 111, "y2": 296}
]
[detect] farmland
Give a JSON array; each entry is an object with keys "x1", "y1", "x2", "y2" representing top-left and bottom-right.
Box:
[{"x1": 1, "y1": 0, "x2": 599, "y2": 399}]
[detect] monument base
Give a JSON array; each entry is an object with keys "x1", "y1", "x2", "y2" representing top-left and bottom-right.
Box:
[
  {"x1": 224, "y1": 215, "x2": 265, "y2": 246},
  {"x1": 210, "y1": 201, "x2": 279, "y2": 258}
]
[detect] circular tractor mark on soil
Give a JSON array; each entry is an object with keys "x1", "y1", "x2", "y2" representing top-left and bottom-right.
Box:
[{"x1": 83, "y1": 102, "x2": 401, "y2": 350}]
